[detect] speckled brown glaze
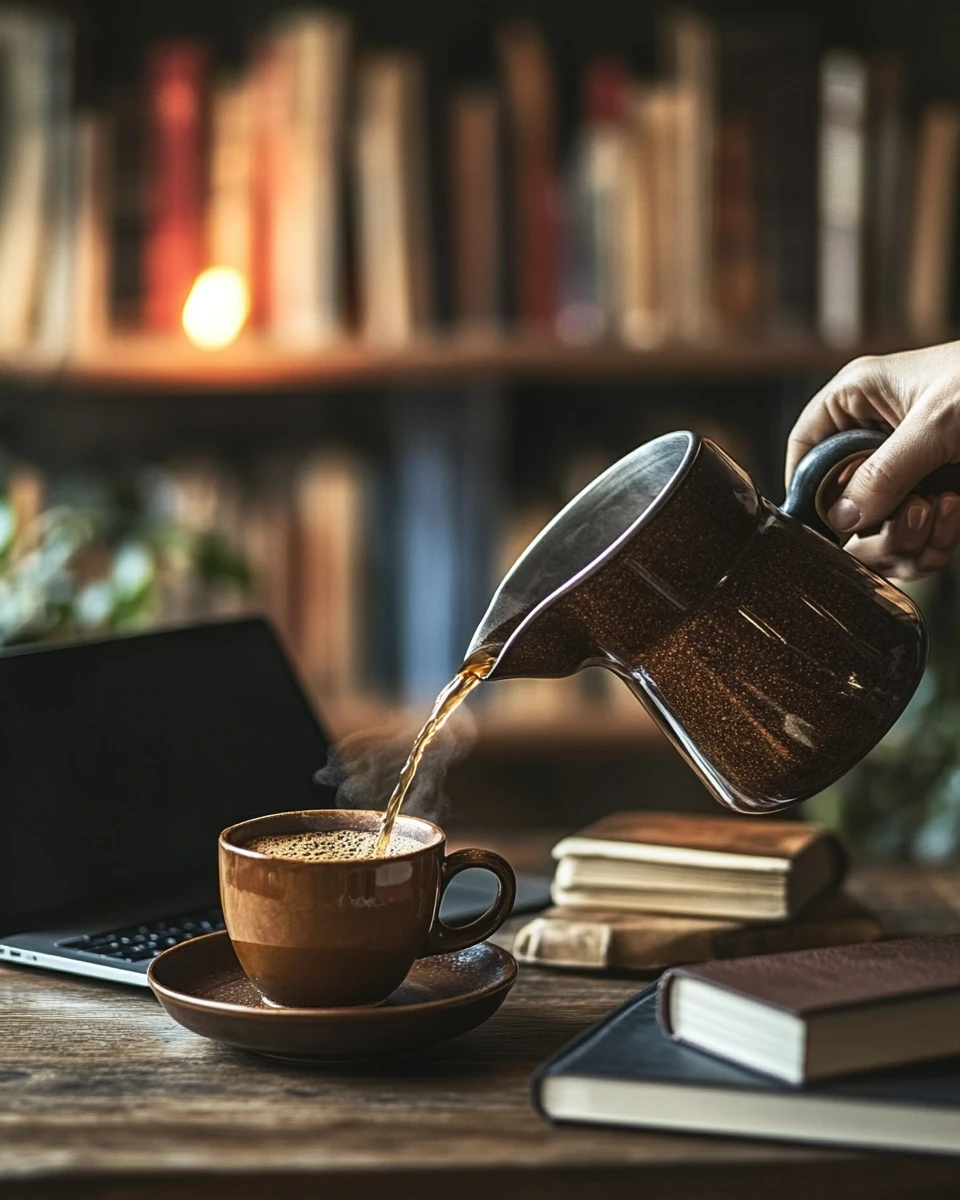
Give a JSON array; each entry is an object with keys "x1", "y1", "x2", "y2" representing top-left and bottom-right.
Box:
[
  {"x1": 148, "y1": 931, "x2": 516, "y2": 1060},
  {"x1": 219, "y1": 810, "x2": 515, "y2": 1008},
  {"x1": 466, "y1": 433, "x2": 926, "y2": 814}
]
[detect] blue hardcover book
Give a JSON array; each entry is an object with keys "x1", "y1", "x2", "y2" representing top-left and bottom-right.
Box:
[{"x1": 533, "y1": 983, "x2": 960, "y2": 1154}]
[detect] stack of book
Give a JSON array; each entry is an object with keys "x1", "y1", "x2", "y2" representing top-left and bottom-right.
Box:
[
  {"x1": 1, "y1": 6, "x2": 958, "y2": 357},
  {"x1": 535, "y1": 934, "x2": 960, "y2": 1155},
  {"x1": 514, "y1": 812, "x2": 880, "y2": 972}
]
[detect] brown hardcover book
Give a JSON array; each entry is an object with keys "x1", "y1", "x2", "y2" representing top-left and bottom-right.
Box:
[
  {"x1": 450, "y1": 87, "x2": 500, "y2": 332},
  {"x1": 498, "y1": 22, "x2": 558, "y2": 333},
  {"x1": 294, "y1": 453, "x2": 367, "y2": 699},
  {"x1": 907, "y1": 103, "x2": 960, "y2": 339},
  {"x1": 514, "y1": 891, "x2": 880, "y2": 973},
  {"x1": 550, "y1": 812, "x2": 846, "y2": 921},
  {"x1": 658, "y1": 934, "x2": 960, "y2": 1084},
  {"x1": 713, "y1": 115, "x2": 760, "y2": 334}
]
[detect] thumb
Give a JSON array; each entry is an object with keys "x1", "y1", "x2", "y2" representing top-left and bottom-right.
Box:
[{"x1": 827, "y1": 412, "x2": 947, "y2": 533}]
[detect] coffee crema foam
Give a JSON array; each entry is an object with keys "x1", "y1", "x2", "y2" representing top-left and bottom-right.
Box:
[{"x1": 244, "y1": 829, "x2": 423, "y2": 862}]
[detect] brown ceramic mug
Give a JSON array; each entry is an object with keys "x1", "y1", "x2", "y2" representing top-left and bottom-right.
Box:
[{"x1": 218, "y1": 809, "x2": 516, "y2": 1008}]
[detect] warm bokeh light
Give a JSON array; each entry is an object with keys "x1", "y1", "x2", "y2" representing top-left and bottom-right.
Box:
[{"x1": 181, "y1": 267, "x2": 250, "y2": 350}]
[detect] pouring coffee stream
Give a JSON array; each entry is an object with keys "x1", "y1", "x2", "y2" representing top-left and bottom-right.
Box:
[{"x1": 377, "y1": 429, "x2": 960, "y2": 847}]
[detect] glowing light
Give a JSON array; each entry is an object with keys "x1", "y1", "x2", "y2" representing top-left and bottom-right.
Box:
[{"x1": 182, "y1": 267, "x2": 250, "y2": 350}]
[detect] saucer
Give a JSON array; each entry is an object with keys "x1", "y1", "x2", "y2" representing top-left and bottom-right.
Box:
[{"x1": 148, "y1": 931, "x2": 517, "y2": 1061}]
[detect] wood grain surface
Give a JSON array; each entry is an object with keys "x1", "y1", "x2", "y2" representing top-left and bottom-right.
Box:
[{"x1": 2, "y1": 858, "x2": 960, "y2": 1200}]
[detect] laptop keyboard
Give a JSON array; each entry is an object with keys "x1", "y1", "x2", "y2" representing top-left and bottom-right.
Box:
[{"x1": 60, "y1": 906, "x2": 225, "y2": 963}]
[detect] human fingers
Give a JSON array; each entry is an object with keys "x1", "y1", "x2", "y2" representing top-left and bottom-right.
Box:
[
  {"x1": 784, "y1": 356, "x2": 895, "y2": 486},
  {"x1": 843, "y1": 499, "x2": 933, "y2": 574},
  {"x1": 825, "y1": 407, "x2": 954, "y2": 535},
  {"x1": 911, "y1": 492, "x2": 960, "y2": 576}
]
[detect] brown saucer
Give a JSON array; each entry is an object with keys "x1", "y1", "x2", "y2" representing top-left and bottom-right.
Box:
[{"x1": 148, "y1": 931, "x2": 517, "y2": 1061}]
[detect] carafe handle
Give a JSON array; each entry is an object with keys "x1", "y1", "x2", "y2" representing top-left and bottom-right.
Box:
[{"x1": 782, "y1": 429, "x2": 960, "y2": 543}]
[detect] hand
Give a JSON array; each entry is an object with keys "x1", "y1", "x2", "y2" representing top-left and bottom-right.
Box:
[{"x1": 785, "y1": 341, "x2": 960, "y2": 580}]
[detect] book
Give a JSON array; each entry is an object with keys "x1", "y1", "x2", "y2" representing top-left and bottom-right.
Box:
[
  {"x1": 263, "y1": 11, "x2": 351, "y2": 346},
  {"x1": 0, "y1": 11, "x2": 71, "y2": 352},
  {"x1": 207, "y1": 73, "x2": 255, "y2": 284},
  {"x1": 243, "y1": 463, "x2": 297, "y2": 649},
  {"x1": 724, "y1": 18, "x2": 817, "y2": 338},
  {"x1": 353, "y1": 54, "x2": 432, "y2": 345},
  {"x1": 294, "y1": 453, "x2": 367, "y2": 698},
  {"x1": 641, "y1": 85, "x2": 683, "y2": 341},
  {"x1": 449, "y1": 87, "x2": 501, "y2": 332},
  {"x1": 817, "y1": 51, "x2": 867, "y2": 345},
  {"x1": 143, "y1": 41, "x2": 209, "y2": 332},
  {"x1": 391, "y1": 397, "x2": 462, "y2": 702},
  {"x1": 618, "y1": 85, "x2": 659, "y2": 346},
  {"x1": 549, "y1": 812, "x2": 846, "y2": 921},
  {"x1": 498, "y1": 22, "x2": 558, "y2": 333},
  {"x1": 557, "y1": 60, "x2": 628, "y2": 345},
  {"x1": 34, "y1": 116, "x2": 79, "y2": 358},
  {"x1": 907, "y1": 103, "x2": 960, "y2": 340},
  {"x1": 513, "y1": 891, "x2": 881, "y2": 973},
  {"x1": 107, "y1": 84, "x2": 146, "y2": 332},
  {"x1": 658, "y1": 935, "x2": 960, "y2": 1084},
  {"x1": 533, "y1": 982, "x2": 960, "y2": 1155},
  {"x1": 72, "y1": 113, "x2": 111, "y2": 354},
  {"x1": 713, "y1": 30, "x2": 761, "y2": 335},
  {"x1": 865, "y1": 56, "x2": 908, "y2": 335},
  {"x1": 661, "y1": 9, "x2": 715, "y2": 342}
]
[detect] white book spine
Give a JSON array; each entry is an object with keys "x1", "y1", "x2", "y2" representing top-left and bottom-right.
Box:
[{"x1": 818, "y1": 51, "x2": 868, "y2": 345}]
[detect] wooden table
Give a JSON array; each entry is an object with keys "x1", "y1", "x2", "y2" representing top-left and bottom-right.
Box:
[{"x1": 4, "y1": 851, "x2": 960, "y2": 1200}]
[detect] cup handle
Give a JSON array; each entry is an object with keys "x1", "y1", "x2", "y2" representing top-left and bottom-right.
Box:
[{"x1": 426, "y1": 847, "x2": 517, "y2": 955}]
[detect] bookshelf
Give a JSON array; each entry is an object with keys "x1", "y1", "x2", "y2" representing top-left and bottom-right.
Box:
[
  {"x1": 2, "y1": 333, "x2": 943, "y2": 393},
  {"x1": 4, "y1": 0, "x2": 960, "y2": 811}
]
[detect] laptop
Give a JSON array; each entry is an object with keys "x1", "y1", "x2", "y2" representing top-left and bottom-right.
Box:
[{"x1": 0, "y1": 617, "x2": 549, "y2": 987}]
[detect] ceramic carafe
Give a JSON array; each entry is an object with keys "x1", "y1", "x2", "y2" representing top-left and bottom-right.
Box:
[{"x1": 464, "y1": 430, "x2": 960, "y2": 814}]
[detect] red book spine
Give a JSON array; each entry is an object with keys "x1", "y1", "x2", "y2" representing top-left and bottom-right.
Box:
[{"x1": 144, "y1": 41, "x2": 209, "y2": 332}]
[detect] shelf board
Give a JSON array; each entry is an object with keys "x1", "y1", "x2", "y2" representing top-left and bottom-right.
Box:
[{"x1": 0, "y1": 332, "x2": 934, "y2": 393}]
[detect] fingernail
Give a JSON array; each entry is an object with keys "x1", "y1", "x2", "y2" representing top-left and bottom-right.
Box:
[
  {"x1": 907, "y1": 501, "x2": 929, "y2": 531},
  {"x1": 828, "y1": 497, "x2": 861, "y2": 532},
  {"x1": 941, "y1": 494, "x2": 958, "y2": 519}
]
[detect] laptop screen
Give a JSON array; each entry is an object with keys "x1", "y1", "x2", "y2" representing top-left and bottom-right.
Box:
[{"x1": 0, "y1": 618, "x2": 334, "y2": 931}]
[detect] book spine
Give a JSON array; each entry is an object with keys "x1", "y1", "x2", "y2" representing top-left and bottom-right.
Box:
[
  {"x1": 907, "y1": 103, "x2": 960, "y2": 339},
  {"x1": 498, "y1": 23, "x2": 559, "y2": 333},
  {"x1": 450, "y1": 88, "x2": 501, "y2": 331},
  {"x1": 34, "y1": 116, "x2": 79, "y2": 356},
  {"x1": 818, "y1": 51, "x2": 868, "y2": 345},
  {"x1": 294, "y1": 454, "x2": 367, "y2": 698},
  {"x1": 354, "y1": 55, "x2": 428, "y2": 346},
  {"x1": 395, "y1": 408, "x2": 459, "y2": 701},
  {"x1": 0, "y1": 13, "x2": 70, "y2": 351},
  {"x1": 865, "y1": 56, "x2": 907, "y2": 334},
  {"x1": 266, "y1": 13, "x2": 351, "y2": 346},
  {"x1": 108, "y1": 86, "x2": 145, "y2": 332},
  {"x1": 662, "y1": 11, "x2": 716, "y2": 341},
  {"x1": 144, "y1": 41, "x2": 209, "y2": 332},
  {"x1": 207, "y1": 74, "x2": 254, "y2": 280},
  {"x1": 654, "y1": 969, "x2": 682, "y2": 1036}
]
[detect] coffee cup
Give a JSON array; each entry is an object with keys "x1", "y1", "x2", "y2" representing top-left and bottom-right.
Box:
[{"x1": 218, "y1": 809, "x2": 517, "y2": 1008}]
